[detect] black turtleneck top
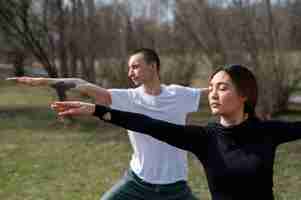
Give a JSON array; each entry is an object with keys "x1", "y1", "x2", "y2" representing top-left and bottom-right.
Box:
[{"x1": 93, "y1": 105, "x2": 301, "y2": 200}]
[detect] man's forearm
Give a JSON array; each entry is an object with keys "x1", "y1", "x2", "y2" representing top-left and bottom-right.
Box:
[
  {"x1": 76, "y1": 83, "x2": 112, "y2": 105},
  {"x1": 14, "y1": 77, "x2": 112, "y2": 105},
  {"x1": 52, "y1": 79, "x2": 112, "y2": 105},
  {"x1": 46, "y1": 78, "x2": 88, "y2": 86}
]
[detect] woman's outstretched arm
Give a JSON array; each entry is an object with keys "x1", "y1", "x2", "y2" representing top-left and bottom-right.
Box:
[
  {"x1": 263, "y1": 120, "x2": 301, "y2": 145},
  {"x1": 52, "y1": 101, "x2": 208, "y2": 152}
]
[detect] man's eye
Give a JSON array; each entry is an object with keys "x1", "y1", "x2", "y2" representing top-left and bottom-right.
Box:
[{"x1": 129, "y1": 65, "x2": 138, "y2": 70}]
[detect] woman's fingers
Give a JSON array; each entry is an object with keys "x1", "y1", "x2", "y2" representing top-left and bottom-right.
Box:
[
  {"x1": 58, "y1": 108, "x2": 80, "y2": 116},
  {"x1": 51, "y1": 101, "x2": 85, "y2": 116},
  {"x1": 52, "y1": 101, "x2": 81, "y2": 108},
  {"x1": 51, "y1": 101, "x2": 94, "y2": 116},
  {"x1": 51, "y1": 103, "x2": 68, "y2": 112}
]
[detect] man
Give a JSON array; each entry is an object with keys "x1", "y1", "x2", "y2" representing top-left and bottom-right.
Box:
[{"x1": 8, "y1": 48, "x2": 206, "y2": 200}]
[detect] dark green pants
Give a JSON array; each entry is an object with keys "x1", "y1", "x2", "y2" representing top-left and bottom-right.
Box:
[{"x1": 100, "y1": 170, "x2": 199, "y2": 200}]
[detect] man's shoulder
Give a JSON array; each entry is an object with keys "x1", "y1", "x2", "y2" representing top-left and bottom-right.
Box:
[
  {"x1": 163, "y1": 84, "x2": 188, "y2": 91},
  {"x1": 164, "y1": 84, "x2": 198, "y2": 93},
  {"x1": 109, "y1": 86, "x2": 141, "y2": 93},
  {"x1": 164, "y1": 84, "x2": 182, "y2": 89}
]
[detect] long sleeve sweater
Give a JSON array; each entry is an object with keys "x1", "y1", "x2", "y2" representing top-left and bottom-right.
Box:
[{"x1": 93, "y1": 105, "x2": 301, "y2": 200}]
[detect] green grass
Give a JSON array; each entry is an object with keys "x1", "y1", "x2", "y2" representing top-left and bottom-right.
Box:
[{"x1": 1, "y1": 82, "x2": 301, "y2": 200}]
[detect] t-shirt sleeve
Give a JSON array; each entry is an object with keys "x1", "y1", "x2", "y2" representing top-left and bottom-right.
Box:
[
  {"x1": 263, "y1": 120, "x2": 301, "y2": 145},
  {"x1": 108, "y1": 88, "x2": 133, "y2": 111},
  {"x1": 172, "y1": 85, "x2": 201, "y2": 113}
]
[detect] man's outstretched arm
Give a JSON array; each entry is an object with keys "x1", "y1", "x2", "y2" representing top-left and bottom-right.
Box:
[
  {"x1": 6, "y1": 77, "x2": 112, "y2": 106},
  {"x1": 197, "y1": 88, "x2": 209, "y2": 112}
]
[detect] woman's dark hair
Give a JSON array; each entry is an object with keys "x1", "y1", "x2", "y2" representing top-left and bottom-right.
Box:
[
  {"x1": 209, "y1": 64, "x2": 258, "y2": 117},
  {"x1": 131, "y1": 48, "x2": 160, "y2": 72}
]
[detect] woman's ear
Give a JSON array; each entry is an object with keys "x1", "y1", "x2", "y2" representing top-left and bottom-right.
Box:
[{"x1": 240, "y1": 95, "x2": 247, "y2": 104}]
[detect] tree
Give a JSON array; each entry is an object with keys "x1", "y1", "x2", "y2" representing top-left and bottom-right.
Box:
[
  {"x1": 0, "y1": 0, "x2": 75, "y2": 100},
  {"x1": 0, "y1": 0, "x2": 58, "y2": 77},
  {"x1": 173, "y1": 0, "x2": 301, "y2": 116}
]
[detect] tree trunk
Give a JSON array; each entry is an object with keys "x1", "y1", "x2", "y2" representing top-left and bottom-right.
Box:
[
  {"x1": 12, "y1": 50, "x2": 25, "y2": 76},
  {"x1": 57, "y1": 0, "x2": 69, "y2": 77}
]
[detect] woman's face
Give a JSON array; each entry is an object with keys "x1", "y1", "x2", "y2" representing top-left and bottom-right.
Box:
[{"x1": 208, "y1": 71, "x2": 246, "y2": 117}]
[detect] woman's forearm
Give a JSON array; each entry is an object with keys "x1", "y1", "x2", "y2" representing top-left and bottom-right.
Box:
[{"x1": 93, "y1": 104, "x2": 205, "y2": 152}]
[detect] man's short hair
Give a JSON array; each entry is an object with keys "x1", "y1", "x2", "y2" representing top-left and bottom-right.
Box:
[{"x1": 131, "y1": 48, "x2": 160, "y2": 72}]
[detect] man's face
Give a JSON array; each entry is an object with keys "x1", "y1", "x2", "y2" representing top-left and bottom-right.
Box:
[{"x1": 128, "y1": 53, "x2": 157, "y2": 86}]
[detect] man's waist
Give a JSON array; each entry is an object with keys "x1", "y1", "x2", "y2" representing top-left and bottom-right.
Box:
[
  {"x1": 129, "y1": 164, "x2": 188, "y2": 184},
  {"x1": 128, "y1": 169, "x2": 188, "y2": 187}
]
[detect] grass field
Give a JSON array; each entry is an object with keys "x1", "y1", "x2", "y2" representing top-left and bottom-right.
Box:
[{"x1": 1, "y1": 81, "x2": 301, "y2": 200}]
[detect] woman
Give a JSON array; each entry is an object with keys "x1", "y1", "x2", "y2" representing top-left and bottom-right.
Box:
[{"x1": 52, "y1": 65, "x2": 301, "y2": 200}]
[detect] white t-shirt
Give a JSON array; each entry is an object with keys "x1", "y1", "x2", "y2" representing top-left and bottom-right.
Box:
[{"x1": 109, "y1": 84, "x2": 201, "y2": 184}]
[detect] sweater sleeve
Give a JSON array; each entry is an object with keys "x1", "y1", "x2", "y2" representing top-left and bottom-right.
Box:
[
  {"x1": 93, "y1": 104, "x2": 208, "y2": 153},
  {"x1": 263, "y1": 120, "x2": 301, "y2": 145}
]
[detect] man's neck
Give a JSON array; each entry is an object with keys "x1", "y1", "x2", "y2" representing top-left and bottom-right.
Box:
[{"x1": 143, "y1": 79, "x2": 162, "y2": 96}]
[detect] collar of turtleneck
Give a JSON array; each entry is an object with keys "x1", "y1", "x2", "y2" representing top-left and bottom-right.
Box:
[{"x1": 210, "y1": 117, "x2": 260, "y2": 135}]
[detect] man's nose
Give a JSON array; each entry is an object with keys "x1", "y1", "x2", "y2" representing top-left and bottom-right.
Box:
[{"x1": 128, "y1": 69, "x2": 133, "y2": 78}]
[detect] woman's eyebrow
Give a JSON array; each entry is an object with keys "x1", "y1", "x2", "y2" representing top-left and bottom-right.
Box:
[
  {"x1": 210, "y1": 81, "x2": 230, "y2": 86},
  {"x1": 218, "y1": 82, "x2": 230, "y2": 86}
]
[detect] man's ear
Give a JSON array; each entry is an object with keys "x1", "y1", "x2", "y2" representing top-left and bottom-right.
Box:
[
  {"x1": 151, "y1": 63, "x2": 160, "y2": 75},
  {"x1": 150, "y1": 63, "x2": 156, "y2": 71}
]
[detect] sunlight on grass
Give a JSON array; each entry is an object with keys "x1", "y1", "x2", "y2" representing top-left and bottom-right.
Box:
[{"x1": 0, "y1": 82, "x2": 56, "y2": 107}]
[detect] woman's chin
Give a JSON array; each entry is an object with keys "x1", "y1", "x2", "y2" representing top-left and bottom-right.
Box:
[{"x1": 210, "y1": 108, "x2": 219, "y2": 115}]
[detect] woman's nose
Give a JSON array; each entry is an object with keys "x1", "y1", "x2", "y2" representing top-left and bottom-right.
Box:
[{"x1": 209, "y1": 89, "x2": 218, "y2": 99}]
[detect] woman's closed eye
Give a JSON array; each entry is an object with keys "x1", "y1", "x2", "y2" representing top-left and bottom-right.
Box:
[{"x1": 219, "y1": 85, "x2": 228, "y2": 91}]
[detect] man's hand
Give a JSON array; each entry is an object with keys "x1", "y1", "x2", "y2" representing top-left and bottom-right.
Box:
[
  {"x1": 51, "y1": 101, "x2": 95, "y2": 116},
  {"x1": 6, "y1": 77, "x2": 87, "y2": 88},
  {"x1": 6, "y1": 77, "x2": 49, "y2": 86}
]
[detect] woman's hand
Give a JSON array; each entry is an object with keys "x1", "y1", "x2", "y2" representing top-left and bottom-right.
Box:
[{"x1": 51, "y1": 101, "x2": 95, "y2": 116}]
